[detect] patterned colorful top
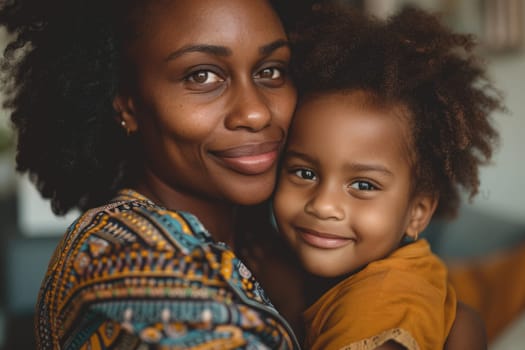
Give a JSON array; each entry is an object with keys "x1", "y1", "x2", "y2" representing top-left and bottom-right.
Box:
[{"x1": 35, "y1": 189, "x2": 300, "y2": 349}]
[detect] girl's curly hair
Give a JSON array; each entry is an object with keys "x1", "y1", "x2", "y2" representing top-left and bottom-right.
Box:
[
  {"x1": 290, "y1": 4, "x2": 503, "y2": 218},
  {"x1": 0, "y1": 0, "x2": 304, "y2": 215}
]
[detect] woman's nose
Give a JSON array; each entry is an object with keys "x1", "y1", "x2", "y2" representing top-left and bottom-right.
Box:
[
  {"x1": 224, "y1": 82, "x2": 272, "y2": 131},
  {"x1": 304, "y1": 185, "x2": 346, "y2": 221}
]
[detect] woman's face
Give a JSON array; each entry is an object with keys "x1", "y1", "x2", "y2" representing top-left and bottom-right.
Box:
[{"x1": 118, "y1": 0, "x2": 296, "y2": 206}]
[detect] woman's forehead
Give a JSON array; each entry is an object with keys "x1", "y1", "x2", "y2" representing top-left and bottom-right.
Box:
[
  {"x1": 124, "y1": 0, "x2": 285, "y2": 56},
  {"x1": 132, "y1": 0, "x2": 282, "y2": 37}
]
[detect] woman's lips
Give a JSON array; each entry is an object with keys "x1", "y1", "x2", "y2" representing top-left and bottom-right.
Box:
[
  {"x1": 211, "y1": 141, "x2": 281, "y2": 175},
  {"x1": 297, "y1": 227, "x2": 354, "y2": 249}
]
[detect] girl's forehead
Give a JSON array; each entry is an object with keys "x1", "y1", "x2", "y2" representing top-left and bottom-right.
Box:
[
  {"x1": 297, "y1": 91, "x2": 414, "y2": 136},
  {"x1": 291, "y1": 91, "x2": 416, "y2": 162}
]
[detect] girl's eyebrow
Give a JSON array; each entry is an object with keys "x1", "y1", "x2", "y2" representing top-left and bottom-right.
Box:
[
  {"x1": 165, "y1": 39, "x2": 290, "y2": 62},
  {"x1": 284, "y1": 150, "x2": 319, "y2": 166},
  {"x1": 286, "y1": 150, "x2": 393, "y2": 177},
  {"x1": 343, "y1": 163, "x2": 394, "y2": 177}
]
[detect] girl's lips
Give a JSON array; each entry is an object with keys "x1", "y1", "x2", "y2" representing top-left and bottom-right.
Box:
[
  {"x1": 211, "y1": 141, "x2": 281, "y2": 175},
  {"x1": 297, "y1": 227, "x2": 354, "y2": 249}
]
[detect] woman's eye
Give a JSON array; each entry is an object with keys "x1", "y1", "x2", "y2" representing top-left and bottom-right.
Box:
[
  {"x1": 350, "y1": 181, "x2": 377, "y2": 191},
  {"x1": 294, "y1": 168, "x2": 317, "y2": 181},
  {"x1": 186, "y1": 70, "x2": 223, "y2": 84},
  {"x1": 254, "y1": 67, "x2": 286, "y2": 87},
  {"x1": 256, "y1": 67, "x2": 282, "y2": 80}
]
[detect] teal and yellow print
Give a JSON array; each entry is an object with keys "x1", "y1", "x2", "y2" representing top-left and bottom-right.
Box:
[{"x1": 35, "y1": 189, "x2": 299, "y2": 349}]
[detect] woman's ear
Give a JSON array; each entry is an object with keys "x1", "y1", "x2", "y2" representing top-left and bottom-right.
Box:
[
  {"x1": 405, "y1": 193, "x2": 438, "y2": 240},
  {"x1": 113, "y1": 94, "x2": 139, "y2": 135}
]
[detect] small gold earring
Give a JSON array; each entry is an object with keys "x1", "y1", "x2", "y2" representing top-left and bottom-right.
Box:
[
  {"x1": 414, "y1": 232, "x2": 419, "y2": 241},
  {"x1": 120, "y1": 120, "x2": 132, "y2": 136}
]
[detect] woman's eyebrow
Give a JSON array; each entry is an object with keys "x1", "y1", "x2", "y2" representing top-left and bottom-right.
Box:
[
  {"x1": 260, "y1": 39, "x2": 290, "y2": 56},
  {"x1": 165, "y1": 39, "x2": 289, "y2": 62},
  {"x1": 165, "y1": 44, "x2": 231, "y2": 61}
]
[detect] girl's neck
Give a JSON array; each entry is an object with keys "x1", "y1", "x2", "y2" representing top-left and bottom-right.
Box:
[{"x1": 133, "y1": 170, "x2": 236, "y2": 248}]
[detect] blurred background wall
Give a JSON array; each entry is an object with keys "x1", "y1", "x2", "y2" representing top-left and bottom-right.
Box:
[{"x1": 0, "y1": 1, "x2": 524, "y2": 349}]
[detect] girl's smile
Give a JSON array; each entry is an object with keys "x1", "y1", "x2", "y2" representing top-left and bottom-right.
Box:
[{"x1": 295, "y1": 226, "x2": 356, "y2": 249}]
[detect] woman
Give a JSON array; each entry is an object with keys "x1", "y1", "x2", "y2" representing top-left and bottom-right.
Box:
[{"x1": 0, "y1": 0, "x2": 300, "y2": 348}]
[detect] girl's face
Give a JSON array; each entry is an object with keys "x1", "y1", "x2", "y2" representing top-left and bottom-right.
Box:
[
  {"x1": 273, "y1": 92, "x2": 436, "y2": 278},
  {"x1": 117, "y1": 0, "x2": 296, "y2": 206}
]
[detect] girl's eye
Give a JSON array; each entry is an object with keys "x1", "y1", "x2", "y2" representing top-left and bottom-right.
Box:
[
  {"x1": 350, "y1": 181, "x2": 377, "y2": 191},
  {"x1": 294, "y1": 168, "x2": 317, "y2": 181},
  {"x1": 186, "y1": 70, "x2": 223, "y2": 85}
]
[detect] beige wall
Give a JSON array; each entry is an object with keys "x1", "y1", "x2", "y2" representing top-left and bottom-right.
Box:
[{"x1": 366, "y1": 0, "x2": 525, "y2": 224}]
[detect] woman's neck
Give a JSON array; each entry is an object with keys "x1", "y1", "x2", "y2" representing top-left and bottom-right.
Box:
[{"x1": 133, "y1": 170, "x2": 236, "y2": 248}]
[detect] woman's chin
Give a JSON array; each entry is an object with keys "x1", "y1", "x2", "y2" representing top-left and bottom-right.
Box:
[{"x1": 225, "y1": 176, "x2": 276, "y2": 206}]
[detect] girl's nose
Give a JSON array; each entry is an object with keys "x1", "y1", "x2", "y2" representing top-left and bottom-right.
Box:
[{"x1": 304, "y1": 185, "x2": 346, "y2": 221}]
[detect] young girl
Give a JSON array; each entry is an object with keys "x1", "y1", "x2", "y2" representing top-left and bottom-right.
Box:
[{"x1": 273, "y1": 5, "x2": 502, "y2": 350}]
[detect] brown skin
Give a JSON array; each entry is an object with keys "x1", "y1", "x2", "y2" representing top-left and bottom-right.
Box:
[
  {"x1": 113, "y1": 0, "x2": 297, "y2": 247},
  {"x1": 445, "y1": 302, "x2": 488, "y2": 350}
]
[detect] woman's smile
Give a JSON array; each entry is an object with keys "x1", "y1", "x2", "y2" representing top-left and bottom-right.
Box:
[{"x1": 210, "y1": 140, "x2": 282, "y2": 175}]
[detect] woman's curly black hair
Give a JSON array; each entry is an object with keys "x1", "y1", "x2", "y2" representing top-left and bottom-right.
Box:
[
  {"x1": 290, "y1": 4, "x2": 504, "y2": 218},
  {"x1": 0, "y1": 0, "x2": 308, "y2": 215}
]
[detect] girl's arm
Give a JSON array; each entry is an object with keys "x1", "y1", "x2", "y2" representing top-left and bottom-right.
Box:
[
  {"x1": 444, "y1": 301, "x2": 487, "y2": 350},
  {"x1": 373, "y1": 302, "x2": 486, "y2": 350}
]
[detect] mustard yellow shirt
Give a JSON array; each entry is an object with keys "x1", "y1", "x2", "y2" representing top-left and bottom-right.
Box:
[{"x1": 304, "y1": 239, "x2": 456, "y2": 350}]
